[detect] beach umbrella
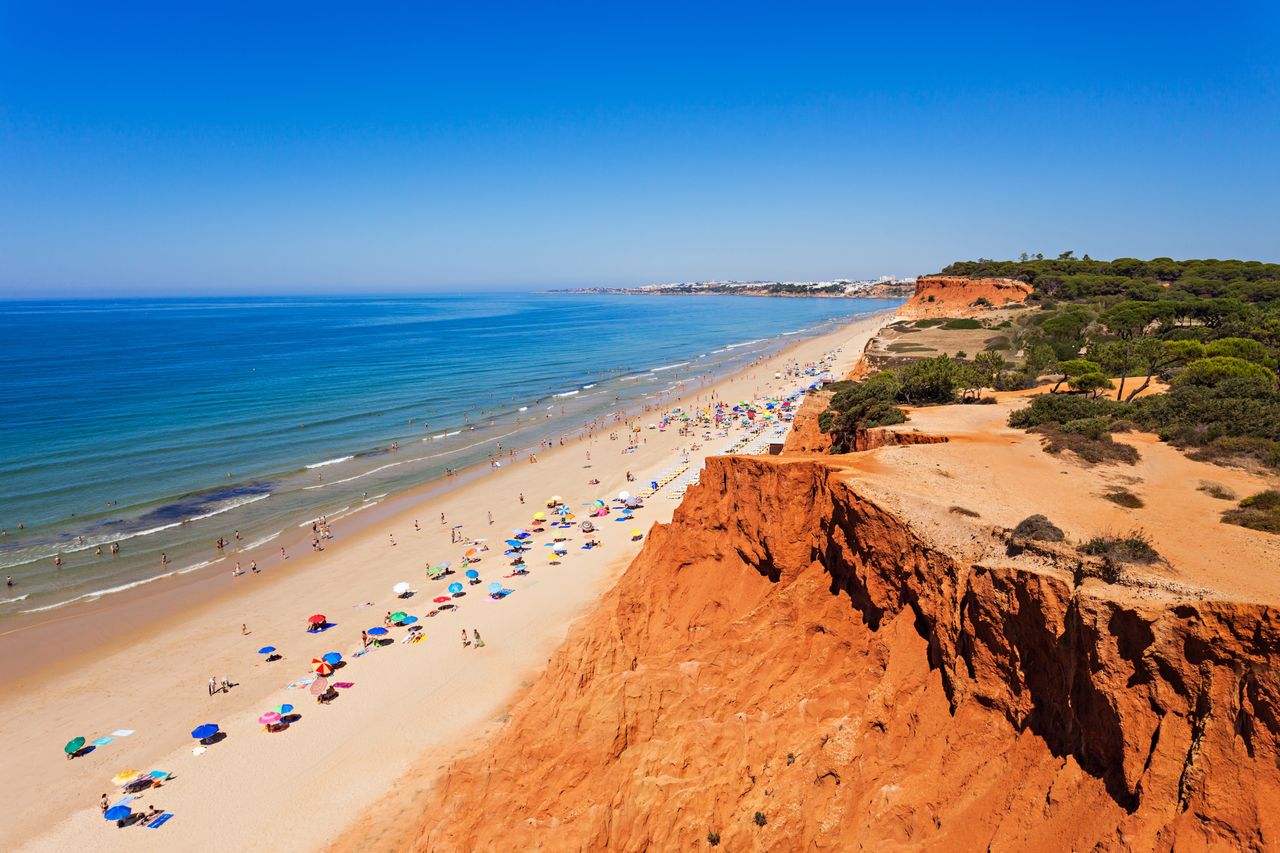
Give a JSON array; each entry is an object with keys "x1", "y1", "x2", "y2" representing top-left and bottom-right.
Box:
[
  {"x1": 533, "y1": 512, "x2": 546, "y2": 520},
  {"x1": 191, "y1": 723, "x2": 219, "y2": 741},
  {"x1": 504, "y1": 539, "x2": 524, "y2": 548},
  {"x1": 64, "y1": 737, "x2": 86, "y2": 756},
  {"x1": 464, "y1": 548, "x2": 480, "y2": 559},
  {"x1": 631, "y1": 530, "x2": 643, "y2": 538},
  {"x1": 310, "y1": 677, "x2": 329, "y2": 696},
  {"x1": 307, "y1": 614, "x2": 326, "y2": 624},
  {"x1": 433, "y1": 595, "x2": 451, "y2": 604},
  {"x1": 448, "y1": 582, "x2": 463, "y2": 594},
  {"x1": 111, "y1": 770, "x2": 142, "y2": 786},
  {"x1": 257, "y1": 646, "x2": 277, "y2": 655},
  {"x1": 390, "y1": 611, "x2": 408, "y2": 623},
  {"x1": 393, "y1": 581, "x2": 411, "y2": 595},
  {"x1": 488, "y1": 582, "x2": 503, "y2": 593},
  {"x1": 312, "y1": 660, "x2": 334, "y2": 676},
  {"x1": 465, "y1": 569, "x2": 480, "y2": 579},
  {"x1": 258, "y1": 711, "x2": 281, "y2": 726},
  {"x1": 553, "y1": 545, "x2": 567, "y2": 554},
  {"x1": 618, "y1": 491, "x2": 630, "y2": 501},
  {"x1": 367, "y1": 626, "x2": 388, "y2": 636},
  {"x1": 401, "y1": 615, "x2": 419, "y2": 625},
  {"x1": 104, "y1": 805, "x2": 131, "y2": 822},
  {"x1": 433, "y1": 561, "x2": 452, "y2": 570},
  {"x1": 322, "y1": 652, "x2": 342, "y2": 665},
  {"x1": 272, "y1": 704, "x2": 294, "y2": 715}
]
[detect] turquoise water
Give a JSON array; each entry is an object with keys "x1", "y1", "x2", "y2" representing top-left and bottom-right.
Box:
[{"x1": 0, "y1": 293, "x2": 899, "y2": 614}]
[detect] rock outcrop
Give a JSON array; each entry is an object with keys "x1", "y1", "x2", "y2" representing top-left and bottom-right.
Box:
[
  {"x1": 902, "y1": 276, "x2": 1033, "y2": 318},
  {"x1": 406, "y1": 455, "x2": 1280, "y2": 851}
]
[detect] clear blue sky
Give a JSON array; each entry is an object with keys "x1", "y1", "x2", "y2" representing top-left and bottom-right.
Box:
[{"x1": 1, "y1": 1, "x2": 1278, "y2": 296}]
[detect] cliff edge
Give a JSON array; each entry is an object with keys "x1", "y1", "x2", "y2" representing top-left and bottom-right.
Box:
[
  {"x1": 902, "y1": 275, "x2": 1033, "y2": 318},
  {"x1": 403, "y1": 448, "x2": 1280, "y2": 851}
]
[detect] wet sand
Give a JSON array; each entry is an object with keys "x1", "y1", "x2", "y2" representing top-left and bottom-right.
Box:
[{"x1": 1, "y1": 313, "x2": 888, "y2": 851}]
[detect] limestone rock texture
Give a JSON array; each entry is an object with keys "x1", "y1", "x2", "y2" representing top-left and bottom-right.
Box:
[{"x1": 407, "y1": 455, "x2": 1280, "y2": 852}]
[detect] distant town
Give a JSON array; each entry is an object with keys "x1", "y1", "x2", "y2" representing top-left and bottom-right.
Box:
[{"x1": 552, "y1": 276, "x2": 916, "y2": 298}]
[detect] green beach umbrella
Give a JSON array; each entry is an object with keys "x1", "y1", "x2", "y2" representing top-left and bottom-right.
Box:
[
  {"x1": 64, "y1": 736, "x2": 86, "y2": 756},
  {"x1": 390, "y1": 611, "x2": 407, "y2": 623}
]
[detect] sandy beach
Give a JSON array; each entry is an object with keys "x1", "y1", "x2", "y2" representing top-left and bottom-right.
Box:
[{"x1": 0, "y1": 312, "x2": 888, "y2": 852}]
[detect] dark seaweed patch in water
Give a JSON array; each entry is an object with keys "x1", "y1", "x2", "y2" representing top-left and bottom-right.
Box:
[{"x1": 85, "y1": 481, "x2": 275, "y2": 536}]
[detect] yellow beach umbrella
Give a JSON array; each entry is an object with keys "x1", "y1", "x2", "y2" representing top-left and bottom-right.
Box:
[{"x1": 111, "y1": 769, "x2": 142, "y2": 786}]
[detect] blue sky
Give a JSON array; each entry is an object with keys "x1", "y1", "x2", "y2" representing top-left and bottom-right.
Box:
[{"x1": 1, "y1": 1, "x2": 1278, "y2": 295}]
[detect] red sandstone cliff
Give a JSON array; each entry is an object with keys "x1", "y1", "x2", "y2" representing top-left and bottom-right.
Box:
[
  {"x1": 782, "y1": 392, "x2": 948, "y2": 455},
  {"x1": 404, "y1": 455, "x2": 1280, "y2": 851},
  {"x1": 902, "y1": 275, "x2": 1033, "y2": 318}
]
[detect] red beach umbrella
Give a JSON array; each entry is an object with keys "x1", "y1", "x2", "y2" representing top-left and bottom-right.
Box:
[{"x1": 308, "y1": 614, "x2": 326, "y2": 624}]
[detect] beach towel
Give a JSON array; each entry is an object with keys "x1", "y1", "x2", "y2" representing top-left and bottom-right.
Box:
[
  {"x1": 333, "y1": 681, "x2": 355, "y2": 689},
  {"x1": 92, "y1": 736, "x2": 115, "y2": 746},
  {"x1": 147, "y1": 813, "x2": 174, "y2": 829},
  {"x1": 111, "y1": 729, "x2": 135, "y2": 737},
  {"x1": 148, "y1": 770, "x2": 171, "y2": 780},
  {"x1": 287, "y1": 677, "x2": 317, "y2": 689}
]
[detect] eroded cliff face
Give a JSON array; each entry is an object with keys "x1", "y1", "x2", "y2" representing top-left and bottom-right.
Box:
[
  {"x1": 409, "y1": 456, "x2": 1280, "y2": 852},
  {"x1": 781, "y1": 392, "x2": 949, "y2": 455},
  {"x1": 903, "y1": 275, "x2": 1033, "y2": 318}
]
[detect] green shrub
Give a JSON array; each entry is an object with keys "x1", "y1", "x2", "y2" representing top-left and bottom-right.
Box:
[
  {"x1": 1176, "y1": 356, "x2": 1277, "y2": 387},
  {"x1": 1008, "y1": 394, "x2": 1122, "y2": 429},
  {"x1": 913, "y1": 318, "x2": 944, "y2": 328},
  {"x1": 1222, "y1": 490, "x2": 1280, "y2": 534},
  {"x1": 897, "y1": 356, "x2": 963, "y2": 404},
  {"x1": 943, "y1": 318, "x2": 982, "y2": 330},
  {"x1": 1059, "y1": 416, "x2": 1112, "y2": 441}
]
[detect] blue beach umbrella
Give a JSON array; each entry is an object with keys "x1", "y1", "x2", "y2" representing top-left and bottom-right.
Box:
[
  {"x1": 191, "y1": 724, "x2": 219, "y2": 740},
  {"x1": 367, "y1": 626, "x2": 388, "y2": 636},
  {"x1": 104, "y1": 805, "x2": 131, "y2": 822},
  {"x1": 504, "y1": 539, "x2": 524, "y2": 548},
  {"x1": 488, "y1": 582, "x2": 503, "y2": 594},
  {"x1": 257, "y1": 646, "x2": 277, "y2": 655},
  {"x1": 322, "y1": 652, "x2": 342, "y2": 665},
  {"x1": 465, "y1": 569, "x2": 479, "y2": 579},
  {"x1": 401, "y1": 615, "x2": 418, "y2": 625},
  {"x1": 448, "y1": 582, "x2": 463, "y2": 594}
]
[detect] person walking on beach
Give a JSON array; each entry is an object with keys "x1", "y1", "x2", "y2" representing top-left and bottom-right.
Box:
[
  {"x1": 440, "y1": 513, "x2": 446, "y2": 526},
  {"x1": 250, "y1": 560, "x2": 259, "y2": 573},
  {"x1": 361, "y1": 630, "x2": 369, "y2": 649},
  {"x1": 208, "y1": 676, "x2": 218, "y2": 696},
  {"x1": 54, "y1": 555, "x2": 62, "y2": 569},
  {"x1": 461, "y1": 628, "x2": 470, "y2": 648},
  {"x1": 389, "y1": 534, "x2": 396, "y2": 547},
  {"x1": 473, "y1": 628, "x2": 485, "y2": 649},
  {"x1": 518, "y1": 492, "x2": 524, "y2": 504},
  {"x1": 487, "y1": 511, "x2": 493, "y2": 525}
]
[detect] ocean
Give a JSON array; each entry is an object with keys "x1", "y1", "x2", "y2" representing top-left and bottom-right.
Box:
[{"x1": 0, "y1": 293, "x2": 900, "y2": 616}]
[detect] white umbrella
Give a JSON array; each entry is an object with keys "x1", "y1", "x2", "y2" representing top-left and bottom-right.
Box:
[
  {"x1": 393, "y1": 581, "x2": 411, "y2": 595},
  {"x1": 618, "y1": 491, "x2": 631, "y2": 501}
]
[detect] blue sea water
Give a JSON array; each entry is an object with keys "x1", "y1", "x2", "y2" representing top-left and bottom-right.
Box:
[{"x1": 0, "y1": 293, "x2": 900, "y2": 614}]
